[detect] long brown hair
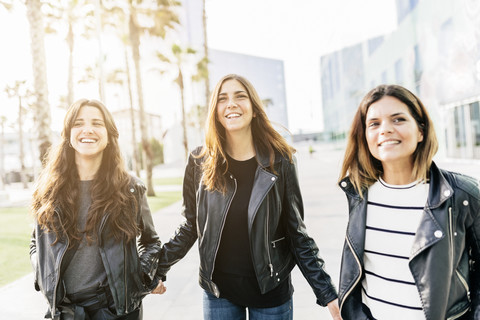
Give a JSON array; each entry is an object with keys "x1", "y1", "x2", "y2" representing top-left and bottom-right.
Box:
[
  {"x1": 199, "y1": 74, "x2": 295, "y2": 193},
  {"x1": 339, "y1": 84, "x2": 438, "y2": 197},
  {"x1": 32, "y1": 99, "x2": 139, "y2": 246}
]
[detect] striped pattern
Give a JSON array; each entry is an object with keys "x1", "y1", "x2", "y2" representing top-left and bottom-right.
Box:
[{"x1": 361, "y1": 178, "x2": 428, "y2": 320}]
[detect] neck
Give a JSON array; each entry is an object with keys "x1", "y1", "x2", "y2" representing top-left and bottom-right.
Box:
[
  {"x1": 224, "y1": 130, "x2": 255, "y2": 160},
  {"x1": 75, "y1": 155, "x2": 103, "y2": 181},
  {"x1": 381, "y1": 162, "x2": 416, "y2": 185}
]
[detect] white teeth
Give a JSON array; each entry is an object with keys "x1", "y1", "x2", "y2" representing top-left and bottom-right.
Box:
[
  {"x1": 226, "y1": 113, "x2": 241, "y2": 119},
  {"x1": 380, "y1": 140, "x2": 400, "y2": 146},
  {"x1": 81, "y1": 138, "x2": 96, "y2": 143}
]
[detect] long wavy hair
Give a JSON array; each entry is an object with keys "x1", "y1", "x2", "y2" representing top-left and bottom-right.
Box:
[
  {"x1": 339, "y1": 84, "x2": 438, "y2": 197},
  {"x1": 32, "y1": 99, "x2": 139, "y2": 246},
  {"x1": 199, "y1": 74, "x2": 295, "y2": 193}
]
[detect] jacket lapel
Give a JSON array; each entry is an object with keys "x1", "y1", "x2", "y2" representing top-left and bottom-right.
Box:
[
  {"x1": 411, "y1": 162, "x2": 453, "y2": 259},
  {"x1": 248, "y1": 167, "x2": 277, "y2": 232}
]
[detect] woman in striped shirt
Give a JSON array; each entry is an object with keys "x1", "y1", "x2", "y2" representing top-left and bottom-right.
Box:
[{"x1": 337, "y1": 85, "x2": 480, "y2": 319}]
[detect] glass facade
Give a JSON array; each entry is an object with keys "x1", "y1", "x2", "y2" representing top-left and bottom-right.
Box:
[{"x1": 445, "y1": 100, "x2": 480, "y2": 159}]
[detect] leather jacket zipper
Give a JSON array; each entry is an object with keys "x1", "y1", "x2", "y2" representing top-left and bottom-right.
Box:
[
  {"x1": 266, "y1": 197, "x2": 273, "y2": 277},
  {"x1": 446, "y1": 207, "x2": 470, "y2": 320},
  {"x1": 447, "y1": 301, "x2": 470, "y2": 320},
  {"x1": 339, "y1": 236, "x2": 362, "y2": 313},
  {"x1": 210, "y1": 175, "x2": 237, "y2": 297},
  {"x1": 124, "y1": 241, "x2": 128, "y2": 313},
  {"x1": 449, "y1": 207, "x2": 454, "y2": 256}
]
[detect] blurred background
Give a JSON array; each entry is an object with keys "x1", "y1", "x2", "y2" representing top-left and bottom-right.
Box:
[{"x1": 1, "y1": 0, "x2": 480, "y2": 293}]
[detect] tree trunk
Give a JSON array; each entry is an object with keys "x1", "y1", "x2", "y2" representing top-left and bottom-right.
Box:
[
  {"x1": 67, "y1": 21, "x2": 74, "y2": 107},
  {"x1": 124, "y1": 45, "x2": 140, "y2": 177},
  {"x1": 25, "y1": 0, "x2": 52, "y2": 166},
  {"x1": 95, "y1": 0, "x2": 105, "y2": 102},
  {"x1": 178, "y1": 69, "x2": 188, "y2": 160},
  {"x1": 202, "y1": 0, "x2": 210, "y2": 116},
  {"x1": 18, "y1": 97, "x2": 28, "y2": 189},
  {"x1": 129, "y1": 13, "x2": 155, "y2": 196}
]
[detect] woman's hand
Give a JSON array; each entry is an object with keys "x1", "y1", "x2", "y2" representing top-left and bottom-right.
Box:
[
  {"x1": 327, "y1": 299, "x2": 342, "y2": 320},
  {"x1": 151, "y1": 280, "x2": 167, "y2": 294}
]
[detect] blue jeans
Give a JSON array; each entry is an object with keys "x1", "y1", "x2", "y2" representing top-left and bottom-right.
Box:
[{"x1": 203, "y1": 291, "x2": 293, "y2": 320}]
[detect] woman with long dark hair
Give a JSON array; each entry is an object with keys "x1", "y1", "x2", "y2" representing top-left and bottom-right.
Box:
[
  {"x1": 338, "y1": 85, "x2": 480, "y2": 319},
  {"x1": 153, "y1": 74, "x2": 341, "y2": 320},
  {"x1": 30, "y1": 99, "x2": 165, "y2": 320}
]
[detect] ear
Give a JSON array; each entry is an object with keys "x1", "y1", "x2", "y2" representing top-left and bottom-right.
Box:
[{"x1": 417, "y1": 130, "x2": 424, "y2": 143}]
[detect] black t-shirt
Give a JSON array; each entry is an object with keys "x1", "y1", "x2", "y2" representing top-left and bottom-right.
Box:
[{"x1": 212, "y1": 154, "x2": 293, "y2": 308}]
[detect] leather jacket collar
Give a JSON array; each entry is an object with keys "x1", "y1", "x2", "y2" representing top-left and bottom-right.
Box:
[{"x1": 338, "y1": 161, "x2": 478, "y2": 319}]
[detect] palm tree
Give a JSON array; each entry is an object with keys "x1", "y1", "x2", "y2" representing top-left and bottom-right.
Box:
[
  {"x1": 200, "y1": 0, "x2": 210, "y2": 122},
  {"x1": 156, "y1": 44, "x2": 196, "y2": 160},
  {"x1": 43, "y1": 0, "x2": 95, "y2": 107},
  {"x1": 123, "y1": 43, "x2": 141, "y2": 178},
  {"x1": 25, "y1": 0, "x2": 52, "y2": 166},
  {"x1": 127, "y1": 0, "x2": 179, "y2": 196},
  {"x1": 101, "y1": 0, "x2": 179, "y2": 195}
]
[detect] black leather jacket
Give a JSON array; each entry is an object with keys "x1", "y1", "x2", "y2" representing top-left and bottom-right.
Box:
[
  {"x1": 29, "y1": 177, "x2": 161, "y2": 319},
  {"x1": 338, "y1": 162, "x2": 480, "y2": 320},
  {"x1": 157, "y1": 146, "x2": 338, "y2": 306}
]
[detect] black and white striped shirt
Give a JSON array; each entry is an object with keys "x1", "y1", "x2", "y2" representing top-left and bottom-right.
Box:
[{"x1": 362, "y1": 178, "x2": 428, "y2": 320}]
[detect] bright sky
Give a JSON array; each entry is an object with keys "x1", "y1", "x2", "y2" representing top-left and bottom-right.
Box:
[
  {"x1": 0, "y1": 0, "x2": 397, "y2": 134},
  {"x1": 205, "y1": 0, "x2": 397, "y2": 133}
]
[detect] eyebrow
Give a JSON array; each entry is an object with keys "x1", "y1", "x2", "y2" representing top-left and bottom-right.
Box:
[
  {"x1": 218, "y1": 90, "x2": 248, "y2": 95},
  {"x1": 74, "y1": 117, "x2": 105, "y2": 122},
  {"x1": 366, "y1": 112, "x2": 406, "y2": 121}
]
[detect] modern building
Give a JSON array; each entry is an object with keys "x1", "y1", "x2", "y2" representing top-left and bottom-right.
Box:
[{"x1": 320, "y1": 0, "x2": 480, "y2": 160}]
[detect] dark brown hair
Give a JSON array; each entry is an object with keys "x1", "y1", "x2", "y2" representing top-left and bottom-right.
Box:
[
  {"x1": 339, "y1": 84, "x2": 438, "y2": 197},
  {"x1": 32, "y1": 99, "x2": 139, "y2": 246}
]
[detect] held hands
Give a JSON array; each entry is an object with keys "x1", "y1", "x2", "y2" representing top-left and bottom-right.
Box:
[
  {"x1": 327, "y1": 299, "x2": 342, "y2": 320},
  {"x1": 151, "y1": 280, "x2": 167, "y2": 294}
]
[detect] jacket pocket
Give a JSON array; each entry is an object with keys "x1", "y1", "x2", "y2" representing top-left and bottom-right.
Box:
[{"x1": 271, "y1": 237, "x2": 286, "y2": 248}]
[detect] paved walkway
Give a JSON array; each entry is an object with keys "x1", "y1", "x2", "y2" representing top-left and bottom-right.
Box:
[{"x1": 1, "y1": 143, "x2": 479, "y2": 319}]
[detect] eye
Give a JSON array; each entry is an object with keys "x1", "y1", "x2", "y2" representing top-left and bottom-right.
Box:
[
  {"x1": 73, "y1": 121, "x2": 82, "y2": 127},
  {"x1": 93, "y1": 121, "x2": 105, "y2": 127},
  {"x1": 217, "y1": 96, "x2": 227, "y2": 102},
  {"x1": 367, "y1": 121, "x2": 379, "y2": 128},
  {"x1": 237, "y1": 94, "x2": 248, "y2": 99},
  {"x1": 393, "y1": 117, "x2": 406, "y2": 123}
]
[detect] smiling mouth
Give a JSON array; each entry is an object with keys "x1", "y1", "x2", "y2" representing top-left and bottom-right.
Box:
[
  {"x1": 379, "y1": 140, "x2": 400, "y2": 146},
  {"x1": 226, "y1": 113, "x2": 241, "y2": 119},
  {"x1": 80, "y1": 138, "x2": 97, "y2": 143}
]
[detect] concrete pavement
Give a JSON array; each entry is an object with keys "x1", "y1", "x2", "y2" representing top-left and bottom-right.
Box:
[{"x1": 1, "y1": 143, "x2": 479, "y2": 319}]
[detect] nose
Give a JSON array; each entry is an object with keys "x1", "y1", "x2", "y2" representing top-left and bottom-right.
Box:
[
  {"x1": 226, "y1": 98, "x2": 237, "y2": 108},
  {"x1": 82, "y1": 127, "x2": 94, "y2": 134},
  {"x1": 379, "y1": 121, "x2": 393, "y2": 134}
]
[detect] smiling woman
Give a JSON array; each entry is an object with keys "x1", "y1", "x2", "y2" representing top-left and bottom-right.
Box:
[
  {"x1": 337, "y1": 85, "x2": 480, "y2": 320},
  {"x1": 29, "y1": 99, "x2": 166, "y2": 319},
  {"x1": 154, "y1": 74, "x2": 341, "y2": 320}
]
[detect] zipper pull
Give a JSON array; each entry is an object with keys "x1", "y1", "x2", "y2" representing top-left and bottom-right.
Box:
[{"x1": 269, "y1": 264, "x2": 274, "y2": 277}]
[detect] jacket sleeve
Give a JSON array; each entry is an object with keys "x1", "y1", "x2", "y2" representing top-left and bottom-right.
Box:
[
  {"x1": 468, "y1": 180, "x2": 480, "y2": 319},
  {"x1": 283, "y1": 156, "x2": 338, "y2": 306},
  {"x1": 156, "y1": 150, "x2": 200, "y2": 279},
  {"x1": 135, "y1": 181, "x2": 162, "y2": 289}
]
